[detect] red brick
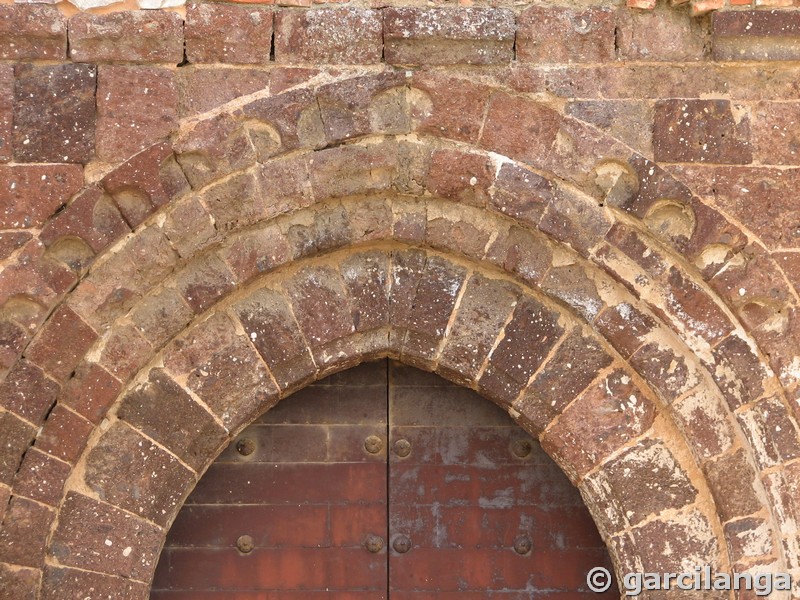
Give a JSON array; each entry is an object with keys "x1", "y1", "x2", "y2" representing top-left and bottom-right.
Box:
[
  {"x1": 13, "y1": 63, "x2": 95, "y2": 163},
  {"x1": 68, "y1": 11, "x2": 183, "y2": 64},
  {"x1": 177, "y1": 67, "x2": 272, "y2": 117},
  {"x1": 233, "y1": 287, "x2": 317, "y2": 392},
  {"x1": 515, "y1": 329, "x2": 613, "y2": 434},
  {"x1": 35, "y1": 404, "x2": 94, "y2": 464},
  {"x1": 713, "y1": 10, "x2": 800, "y2": 60},
  {"x1": 480, "y1": 92, "x2": 562, "y2": 166},
  {"x1": 384, "y1": 8, "x2": 515, "y2": 65},
  {"x1": 40, "y1": 566, "x2": 149, "y2": 600},
  {"x1": 0, "y1": 165, "x2": 82, "y2": 229},
  {"x1": 101, "y1": 142, "x2": 189, "y2": 228},
  {"x1": 50, "y1": 492, "x2": 163, "y2": 580},
  {"x1": 438, "y1": 275, "x2": 520, "y2": 386},
  {"x1": 59, "y1": 363, "x2": 121, "y2": 425},
  {"x1": 0, "y1": 563, "x2": 38, "y2": 600},
  {"x1": 0, "y1": 359, "x2": 59, "y2": 424},
  {"x1": 24, "y1": 305, "x2": 98, "y2": 382},
  {"x1": 411, "y1": 71, "x2": 493, "y2": 144},
  {"x1": 0, "y1": 496, "x2": 53, "y2": 568},
  {"x1": 316, "y1": 71, "x2": 409, "y2": 144},
  {"x1": 186, "y1": 4, "x2": 273, "y2": 64},
  {"x1": 13, "y1": 447, "x2": 70, "y2": 506},
  {"x1": 654, "y1": 99, "x2": 752, "y2": 164},
  {"x1": 84, "y1": 421, "x2": 195, "y2": 525},
  {"x1": 118, "y1": 368, "x2": 228, "y2": 470},
  {"x1": 39, "y1": 186, "x2": 130, "y2": 255},
  {"x1": 617, "y1": 4, "x2": 707, "y2": 61},
  {"x1": 0, "y1": 410, "x2": 36, "y2": 485},
  {"x1": 541, "y1": 369, "x2": 657, "y2": 481},
  {"x1": 517, "y1": 6, "x2": 615, "y2": 64},
  {"x1": 274, "y1": 8, "x2": 382, "y2": 64},
  {"x1": 236, "y1": 88, "x2": 325, "y2": 152},
  {"x1": 96, "y1": 66, "x2": 178, "y2": 162},
  {"x1": 0, "y1": 65, "x2": 12, "y2": 162},
  {"x1": 176, "y1": 254, "x2": 237, "y2": 314},
  {"x1": 0, "y1": 5, "x2": 66, "y2": 60}
]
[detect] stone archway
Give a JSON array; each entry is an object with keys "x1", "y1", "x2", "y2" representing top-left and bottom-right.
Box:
[{"x1": 1, "y1": 65, "x2": 798, "y2": 599}]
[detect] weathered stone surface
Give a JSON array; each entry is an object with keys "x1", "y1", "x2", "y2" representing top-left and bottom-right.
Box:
[
  {"x1": 0, "y1": 410, "x2": 36, "y2": 485},
  {"x1": 13, "y1": 447, "x2": 70, "y2": 506},
  {"x1": 186, "y1": 4, "x2": 273, "y2": 64},
  {"x1": 0, "y1": 496, "x2": 53, "y2": 567},
  {"x1": 34, "y1": 404, "x2": 94, "y2": 465},
  {"x1": 237, "y1": 88, "x2": 324, "y2": 152},
  {"x1": 200, "y1": 172, "x2": 265, "y2": 232},
  {"x1": 629, "y1": 510, "x2": 719, "y2": 573},
  {"x1": 595, "y1": 303, "x2": 657, "y2": 359},
  {"x1": 175, "y1": 254, "x2": 237, "y2": 314},
  {"x1": 40, "y1": 566, "x2": 149, "y2": 600},
  {"x1": 749, "y1": 101, "x2": 800, "y2": 165},
  {"x1": 739, "y1": 396, "x2": 800, "y2": 469},
  {"x1": 83, "y1": 421, "x2": 195, "y2": 525},
  {"x1": 566, "y1": 100, "x2": 654, "y2": 157},
  {"x1": 233, "y1": 287, "x2": 316, "y2": 392},
  {"x1": 709, "y1": 334, "x2": 767, "y2": 409},
  {"x1": 130, "y1": 288, "x2": 194, "y2": 350},
  {"x1": 631, "y1": 342, "x2": 699, "y2": 401},
  {"x1": 219, "y1": 224, "x2": 292, "y2": 284},
  {"x1": 177, "y1": 67, "x2": 273, "y2": 117},
  {"x1": 0, "y1": 359, "x2": 59, "y2": 424},
  {"x1": 540, "y1": 368, "x2": 657, "y2": 481},
  {"x1": 24, "y1": 305, "x2": 98, "y2": 383},
  {"x1": 539, "y1": 187, "x2": 612, "y2": 256},
  {"x1": 654, "y1": 99, "x2": 752, "y2": 164},
  {"x1": 163, "y1": 197, "x2": 218, "y2": 258},
  {"x1": 96, "y1": 66, "x2": 178, "y2": 162},
  {"x1": 425, "y1": 149, "x2": 494, "y2": 207},
  {"x1": 13, "y1": 63, "x2": 96, "y2": 163},
  {"x1": 617, "y1": 4, "x2": 707, "y2": 61},
  {"x1": 438, "y1": 274, "x2": 519, "y2": 385},
  {"x1": 0, "y1": 5, "x2": 66, "y2": 60},
  {"x1": 0, "y1": 563, "x2": 38, "y2": 600},
  {"x1": 704, "y1": 448, "x2": 763, "y2": 522},
  {"x1": 485, "y1": 225, "x2": 552, "y2": 287},
  {"x1": 50, "y1": 492, "x2": 163, "y2": 580},
  {"x1": 671, "y1": 386, "x2": 735, "y2": 460},
  {"x1": 384, "y1": 8, "x2": 515, "y2": 65},
  {"x1": 69, "y1": 11, "x2": 183, "y2": 64},
  {"x1": 0, "y1": 65, "x2": 11, "y2": 162},
  {"x1": 518, "y1": 6, "x2": 615, "y2": 63},
  {"x1": 118, "y1": 369, "x2": 228, "y2": 471},
  {"x1": 0, "y1": 165, "x2": 81, "y2": 229},
  {"x1": 274, "y1": 8, "x2": 382, "y2": 64},
  {"x1": 713, "y1": 10, "x2": 800, "y2": 61},
  {"x1": 488, "y1": 163, "x2": 554, "y2": 227},
  {"x1": 340, "y1": 250, "x2": 390, "y2": 334}
]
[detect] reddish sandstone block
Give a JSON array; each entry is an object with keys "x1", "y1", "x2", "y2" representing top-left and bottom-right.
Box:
[
  {"x1": 119, "y1": 369, "x2": 228, "y2": 470},
  {"x1": 0, "y1": 496, "x2": 53, "y2": 568},
  {"x1": 663, "y1": 266, "x2": 735, "y2": 345},
  {"x1": 515, "y1": 328, "x2": 613, "y2": 434},
  {"x1": 13, "y1": 63, "x2": 95, "y2": 163},
  {"x1": 50, "y1": 492, "x2": 163, "y2": 580},
  {"x1": 13, "y1": 447, "x2": 70, "y2": 506},
  {"x1": 233, "y1": 287, "x2": 317, "y2": 391},
  {"x1": 59, "y1": 363, "x2": 121, "y2": 425},
  {"x1": 177, "y1": 67, "x2": 272, "y2": 117},
  {"x1": 517, "y1": 6, "x2": 615, "y2": 64},
  {"x1": 653, "y1": 99, "x2": 752, "y2": 164},
  {"x1": 274, "y1": 8, "x2": 382, "y2": 64},
  {"x1": 219, "y1": 224, "x2": 293, "y2": 283},
  {"x1": 0, "y1": 5, "x2": 66, "y2": 60},
  {"x1": 200, "y1": 172, "x2": 266, "y2": 232},
  {"x1": 384, "y1": 8, "x2": 515, "y2": 65},
  {"x1": 480, "y1": 92, "x2": 562, "y2": 166},
  {"x1": 344, "y1": 197, "x2": 393, "y2": 245},
  {"x1": 96, "y1": 66, "x2": 178, "y2": 162},
  {"x1": 237, "y1": 88, "x2": 325, "y2": 152},
  {"x1": 39, "y1": 186, "x2": 130, "y2": 255},
  {"x1": 0, "y1": 359, "x2": 59, "y2": 424},
  {"x1": 68, "y1": 11, "x2": 183, "y2": 64},
  {"x1": 539, "y1": 187, "x2": 613, "y2": 256},
  {"x1": 163, "y1": 197, "x2": 218, "y2": 258},
  {"x1": 438, "y1": 275, "x2": 520, "y2": 385},
  {"x1": 284, "y1": 265, "x2": 356, "y2": 346},
  {"x1": 704, "y1": 448, "x2": 763, "y2": 522},
  {"x1": 713, "y1": 10, "x2": 800, "y2": 61},
  {"x1": 749, "y1": 101, "x2": 800, "y2": 165},
  {"x1": 0, "y1": 563, "x2": 38, "y2": 600},
  {"x1": 739, "y1": 396, "x2": 800, "y2": 468},
  {"x1": 709, "y1": 333, "x2": 767, "y2": 409},
  {"x1": 488, "y1": 163, "x2": 554, "y2": 227},
  {"x1": 40, "y1": 566, "x2": 148, "y2": 600},
  {"x1": 97, "y1": 324, "x2": 154, "y2": 383},
  {"x1": 425, "y1": 149, "x2": 494, "y2": 207},
  {"x1": 630, "y1": 510, "x2": 719, "y2": 573},
  {"x1": 340, "y1": 251, "x2": 390, "y2": 333},
  {"x1": 309, "y1": 142, "x2": 399, "y2": 199},
  {"x1": 35, "y1": 404, "x2": 94, "y2": 464},
  {"x1": 485, "y1": 225, "x2": 553, "y2": 286},
  {"x1": 101, "y1": 143, "x2": 190, "y2": 227},
  {"x1": 84, "y1": 421, "x2": 195, "y2": 525},
  {"x1": 671, "y1": 386, "x2": 736, "y2": 460},
  {"x1": 175, "y1": 254, "x2": 238, "y2": 314},
  {"x1": 631, "y1": 342, "x2": 698, "y2": 401},
  {"x1": 186, "y1": 4, "x2": 273, "y2": 64},
  {"x1": 0, "y1": 65, "x2": 11, "y2": 162},
  {"x1": 617, "y1": 4, "x2": 707, "y2": 61},
  {"x1": 595, "y1": 303, "x2": 657, "y2": 359},
  {"x1": 540, "y1": 368, "x2": 657, "y2": 481},
  {"x1": 0, "y1": 410, "x2": 36, "y2": 485},
  {"x1": 0, "y1": 319, "x2": 28, "y2": 374},
  {"x1": 540, "y1": 263, "x2": 604, "y2": 322},
  {"x1": 130, "y1": 288, "x2": 194, "y2": 349},
  {"x1": 24, "y1": 305, "x2": 98, "y2": 383},
  {"x1": 0, "y1": 165, "x2": 83, "y2": 229}
]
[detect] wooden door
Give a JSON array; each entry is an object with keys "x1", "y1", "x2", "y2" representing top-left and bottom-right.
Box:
[{"x1": 151, "y1": 360, "x2": 615, "y2": 598}]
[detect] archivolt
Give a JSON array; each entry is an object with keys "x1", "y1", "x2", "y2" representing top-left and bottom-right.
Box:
[{"x1": 1, "y1": 68, "x2": 798, "y2": 598}]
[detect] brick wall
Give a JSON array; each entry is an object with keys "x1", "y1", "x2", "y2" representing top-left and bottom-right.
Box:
[{"x1": 1, "y1": 2, "x2": 800, "y2": 599}]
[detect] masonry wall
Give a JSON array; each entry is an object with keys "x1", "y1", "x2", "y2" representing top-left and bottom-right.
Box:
[{"x1": 1, "y1": 2, "x2": 800, "y2": 599}]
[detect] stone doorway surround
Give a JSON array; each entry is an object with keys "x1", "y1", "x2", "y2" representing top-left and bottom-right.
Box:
[{"x1": 1, "y1": 3, "x2": 800, "y2": 599}]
